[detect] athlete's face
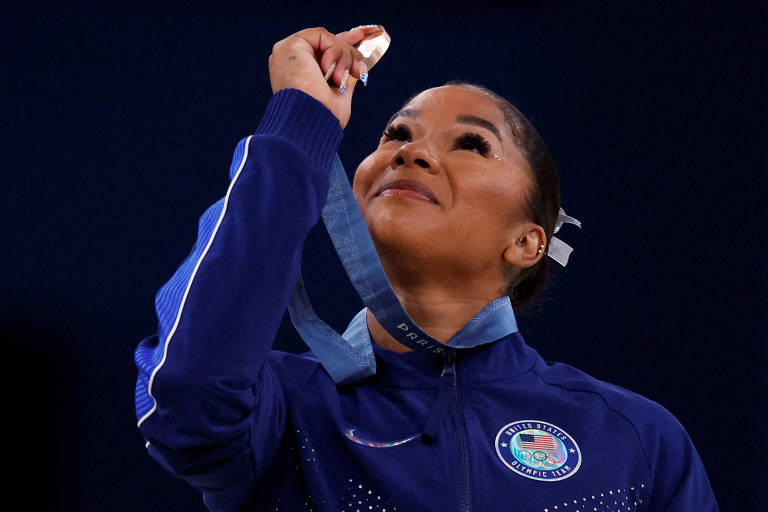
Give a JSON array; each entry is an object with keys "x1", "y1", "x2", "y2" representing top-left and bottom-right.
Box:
[{"x1": 353, "y1": 85, "x2": 538, "y2": 281}]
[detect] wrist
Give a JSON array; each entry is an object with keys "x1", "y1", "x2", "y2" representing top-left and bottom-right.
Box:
[{"x1": 255, "y1": 89, "x2": 344, "y2": 170}]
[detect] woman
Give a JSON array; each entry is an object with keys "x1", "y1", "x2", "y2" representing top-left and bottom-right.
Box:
[{"x1": 134, "y1": 27, "x2": 718, "y2": 511}]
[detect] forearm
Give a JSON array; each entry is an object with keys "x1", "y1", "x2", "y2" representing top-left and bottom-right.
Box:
[{"x1": 134, "y1": 88, "x2": 342, "y2": 480}]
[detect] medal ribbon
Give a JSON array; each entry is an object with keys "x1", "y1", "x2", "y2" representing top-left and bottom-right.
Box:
[{"x1": 287, "y1": 154, "x2": 518, "y2": 384}]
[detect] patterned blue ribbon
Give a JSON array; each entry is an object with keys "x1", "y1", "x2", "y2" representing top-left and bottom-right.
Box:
[{"x1": 287, "y1": 155, "x2": 518, "y2": 384}]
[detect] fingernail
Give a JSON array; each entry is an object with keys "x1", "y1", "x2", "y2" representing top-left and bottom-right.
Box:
[
  {"x1": 339, "y1": 68, "x2": 350, "y2": 94},
  {"x1": 359, "y1": 63, "x2": 368, "y2": 87},
  {"x1": 323, "y1": 62, "x2": 337, "y2": 81},
  {"x1": 351, "y1": 24, "x2": 378, "y2": 30}
]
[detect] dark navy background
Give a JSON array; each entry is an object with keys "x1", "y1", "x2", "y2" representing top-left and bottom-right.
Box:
[{"x1": 4, "y1": 2, "x2": 766, "y2": 510}]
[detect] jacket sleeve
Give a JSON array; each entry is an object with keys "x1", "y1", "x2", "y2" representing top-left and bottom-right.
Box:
[{"x1": 133, "y1": 89, "x2": 343, "y2": 510}]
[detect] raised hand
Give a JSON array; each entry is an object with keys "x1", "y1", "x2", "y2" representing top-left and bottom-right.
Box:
[{"x1": 269, "y1": 26, "x2": 370, "y2": 128}]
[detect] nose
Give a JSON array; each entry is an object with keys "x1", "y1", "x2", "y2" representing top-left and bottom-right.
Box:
[{"x1": 390, "y1": 142, "x2": 439, "y2": 173}]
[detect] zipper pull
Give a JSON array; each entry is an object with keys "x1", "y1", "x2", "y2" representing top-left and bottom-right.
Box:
[
  {"x1": 421, "y1": 351, "x2": 456, "y2": 442},
  {"x1": 441, "y1": 351, "x2": 456, "y2": 379}
]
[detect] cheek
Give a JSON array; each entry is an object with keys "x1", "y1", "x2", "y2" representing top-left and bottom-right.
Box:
[
  {"x1": 352, "y1": 152, "x2": 384, "y2": 201},
  {"x1": 461, "y1": 172, "x2": 518, "y2": 203},
  {"x1": 454, "y1": 173, "x2": 530, "y2": 224}
]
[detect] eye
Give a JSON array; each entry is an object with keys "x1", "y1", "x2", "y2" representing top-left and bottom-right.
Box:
[
  {"x1": 381, "y1": 124, "x2": 411, "y2": 142},
  {"x1": 453, "y1": 132, "x2": 491, "y2": 156}
]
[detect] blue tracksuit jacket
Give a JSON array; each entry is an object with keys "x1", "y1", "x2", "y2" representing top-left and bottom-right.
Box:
[{"x1": 134, "y1": 89, "x2": 719, "y2": 512}]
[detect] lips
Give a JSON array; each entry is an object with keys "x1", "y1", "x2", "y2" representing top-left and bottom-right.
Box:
[{"x1": 375, "y1": 179, "x2": 439, "y2": 204}]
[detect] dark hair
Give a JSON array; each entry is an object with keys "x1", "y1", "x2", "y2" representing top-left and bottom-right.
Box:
[{"x1": 434, "y1": 81, "x2": 562, "y2": 308}]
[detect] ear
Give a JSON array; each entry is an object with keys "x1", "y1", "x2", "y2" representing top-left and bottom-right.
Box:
[{"x1": 502, "y1": 222, "x2": 547, "y2": 269}]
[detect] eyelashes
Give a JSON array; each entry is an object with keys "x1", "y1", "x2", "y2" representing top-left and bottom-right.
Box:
[
  {"x1": 381, "y1": 124, "x2": 492, "y2": 157},
  {"x1": 381, "y1": 124, "x2": 410, "y2": 142},
  {"x1": 454, "y1": 132, "x2": 491, "y2": 156}
]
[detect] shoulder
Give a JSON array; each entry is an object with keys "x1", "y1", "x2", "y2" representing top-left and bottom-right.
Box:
[
  {"x1": 531, "y1": 358, "x2": 689, "y2": 447},
  {"x1": 526, "y1": 357, "x2": 697, "y2": 481},
  {"x1": 531, "y1": 360, "x2": 718, "y2": 508}
]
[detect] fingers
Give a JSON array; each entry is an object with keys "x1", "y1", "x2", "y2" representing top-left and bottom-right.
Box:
[
  {"x1": 276, "y1": 26, "x2": 369, "y2": 95},
  {"x1": 335, "y1": 26, "x2": 370, "y2": 45},
  {"x1": 322, "y1": 61, "x2": 337, "y2": 81},
  {"x1": 320, "y1": 41, "x2": 363, "y2": 84},
  {"x1": 319, "y1": 46, "x2": 342, "y2": 82},
  {"x1": 352, "y1": 59, "x2": 369, "y2": 87},
  {"x1": 293, "y1": 26, "x2": 339, "y2": 53},
  {"x1": 318, "y1": 41, "x2": 368, "y2": 91}
]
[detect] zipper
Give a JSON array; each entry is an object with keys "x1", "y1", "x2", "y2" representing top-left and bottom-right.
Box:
[
  {"x1": 422, "y1": 351, "x2": 456, "y2": 440},
  {"x1": 421, "y1": 352, "x2": 471, "y2": 511},
  {"x1": 448, "y1": 352, "x2": 471, "y2": 512}
]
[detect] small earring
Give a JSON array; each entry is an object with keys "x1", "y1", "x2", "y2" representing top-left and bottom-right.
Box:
[{"x1": 536, "y1": 244, "x2": 545, "y2": 254}]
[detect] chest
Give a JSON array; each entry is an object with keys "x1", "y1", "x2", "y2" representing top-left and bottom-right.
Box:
[{"x1": 258, "y1": 378, "x2": 651, "y2": 512}]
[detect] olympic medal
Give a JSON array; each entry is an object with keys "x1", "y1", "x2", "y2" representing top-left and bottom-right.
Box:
[{"x1": 354, "y1": 25, "x2": 391, "y2": 71}]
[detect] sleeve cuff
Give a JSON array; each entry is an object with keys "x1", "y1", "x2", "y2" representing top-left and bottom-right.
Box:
[{"x1": 254, "y1": 89, "x2": 344, "y2": 171}]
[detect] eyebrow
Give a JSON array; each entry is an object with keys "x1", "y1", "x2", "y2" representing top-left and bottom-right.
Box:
[
  {"x1": 455, "y1": 115, "x2": 503, "y2": 146},
  {"x1": 387, "y1": 107, "x2": 420, "y2": 125}
]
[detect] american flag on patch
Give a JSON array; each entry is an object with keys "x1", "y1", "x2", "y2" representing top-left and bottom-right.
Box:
[{"x1": 519, "y1": 433, "x2": 556, "y2": 451}]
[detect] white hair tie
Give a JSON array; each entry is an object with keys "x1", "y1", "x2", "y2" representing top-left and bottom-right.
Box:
[{"x1": 547, "y1": 207, "x2": 582, "y2": 267}]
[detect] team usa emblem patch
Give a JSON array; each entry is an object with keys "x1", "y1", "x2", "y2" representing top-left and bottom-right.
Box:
[{"x1": 494, "y1": 420, "x2": 582, "y2": 481}]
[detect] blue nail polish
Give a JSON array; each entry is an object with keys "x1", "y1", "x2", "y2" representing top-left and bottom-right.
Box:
[{"x1": 360, "y1": 73, "x2": 368, "y2": 86}]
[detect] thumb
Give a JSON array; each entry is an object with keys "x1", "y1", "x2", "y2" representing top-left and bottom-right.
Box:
[{"x1": 335, "y1": 25, "x2": 370, "y2": 46}]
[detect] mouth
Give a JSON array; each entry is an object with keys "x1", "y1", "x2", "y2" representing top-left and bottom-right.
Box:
[{"x1": 375, "y1": 179, "x2": 439, "y2": 205}]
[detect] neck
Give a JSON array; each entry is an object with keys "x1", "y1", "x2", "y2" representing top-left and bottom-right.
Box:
[
  {"x1": 364, "y1": 236, "x2": 511, "y2": 353},
  {"x1": 366, "y1": 278, "x2": 506, "y2": 354}
]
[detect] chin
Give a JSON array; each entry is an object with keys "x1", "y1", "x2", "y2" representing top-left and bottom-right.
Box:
[{"x1": 365, "y1": 206, "x2": 439, "y2": 251}]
